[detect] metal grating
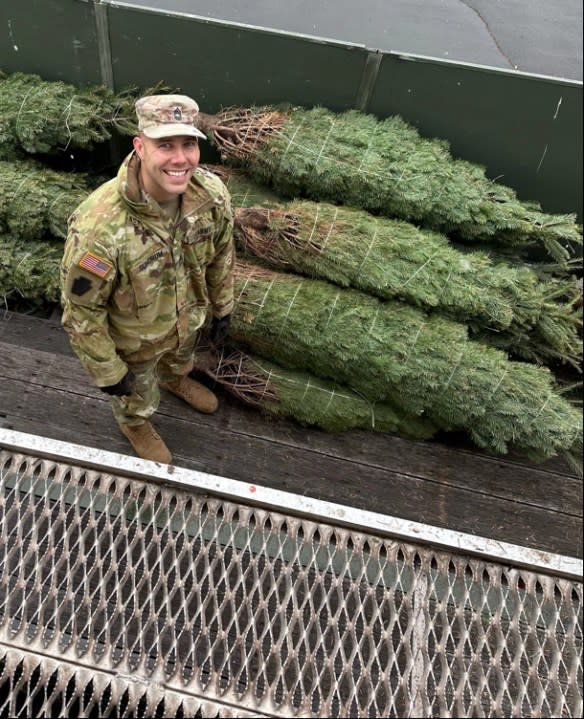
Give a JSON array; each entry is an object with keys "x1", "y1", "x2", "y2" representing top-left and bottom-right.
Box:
[{"x1": 0, "y1": 441, "x2": 582, "y2": 718}]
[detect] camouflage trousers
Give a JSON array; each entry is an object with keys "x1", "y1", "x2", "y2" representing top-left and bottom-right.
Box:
[{"x1": 110, "y1": 334, "x2": 197, "y2": 426}]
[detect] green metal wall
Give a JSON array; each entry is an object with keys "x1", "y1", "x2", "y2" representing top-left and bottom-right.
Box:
[
  {"x1": 0, "y1": 0, "x2": 102, "y2": 85},
  {"x1": 108, "y1": 7, "x2": 368, "y2": 112},
  {"x1": 0, "y1": 0, "x2": 582, "y2": 220}
]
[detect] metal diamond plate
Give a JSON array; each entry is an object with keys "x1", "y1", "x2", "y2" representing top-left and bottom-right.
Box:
[{"x1": 0, "y1": 447, "x2": 582, "y2": 717}]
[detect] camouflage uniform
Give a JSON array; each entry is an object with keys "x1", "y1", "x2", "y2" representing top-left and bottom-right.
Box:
[{"x1": 61, "y1": 151, "x2": 234, "y2": 425}]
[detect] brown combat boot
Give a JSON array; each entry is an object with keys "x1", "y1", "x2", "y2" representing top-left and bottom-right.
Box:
[
  {"x1": 160, "y1": 375, "x2": 218, "y2": 414},
  {"x1": 119, "y1": 421, "x2": 172, "y2": 464}
]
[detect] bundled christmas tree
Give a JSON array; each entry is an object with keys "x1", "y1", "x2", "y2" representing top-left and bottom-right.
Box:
[
  {"x1": 0, "y1": 233, "x2": 62, "y2": 304},
  {"x1": 0, "y1": 71, "x2": 138, "y2": 155},
  {"x1": 0, "y1": 159, "x2": 93, "y2": 240},
  {"x1": 194, "y1": 346, "x2": 436, "y2": 438},
  {"x1": 233, "y1": 200, "x2": 583, "y2": 368},
  {"x1": 1, "y1": 156, "x2": 579, "y2": 370},
  {"x1": 196, "y1": 106, "x2": 582, "y2": 262},
  {"x1": 202, "y1": 164, "x2": 280, "y2": 208},
  {"x1": 231, "y1": 261, "x2": 582, "y2": 467}
]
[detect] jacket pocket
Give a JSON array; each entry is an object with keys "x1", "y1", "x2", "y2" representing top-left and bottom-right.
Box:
[{"x1": 129, "y1": 253, "x2": 174, "y2": 324}]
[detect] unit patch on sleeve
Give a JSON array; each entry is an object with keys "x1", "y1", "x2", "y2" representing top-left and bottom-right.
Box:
[
  {"x1": 79, "y1": 252, "x2": 113, "y2": 278},
  {"x1": 71, "y1": 276, "x2": 93, "y2": 296}
]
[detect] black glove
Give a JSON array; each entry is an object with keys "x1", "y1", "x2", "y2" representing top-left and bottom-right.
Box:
[
  {"x1": 100, "y1": 370, "x2": 135, "y2": 397},
  {"x1": 210, "y1": 315, "x2": 231, "y2": 347}
]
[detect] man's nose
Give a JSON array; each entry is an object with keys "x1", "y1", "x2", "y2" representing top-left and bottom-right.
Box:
[{"x1": 170, "y1": 147, "x2": 188, "y2": 165}]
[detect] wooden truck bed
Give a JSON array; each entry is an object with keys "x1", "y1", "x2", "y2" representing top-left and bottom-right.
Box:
[{"x1": 1, "y1": 308, "x2": 581, "y2": 559}]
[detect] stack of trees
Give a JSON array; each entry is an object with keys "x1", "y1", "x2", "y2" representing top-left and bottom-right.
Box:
[
  {"x1": 227, "y1": 261, "x2": 582, "y2": 466},
  {"x1": 1, "y1": 71, "x2": 582, "y2": 468},
  {"x1": 196, "y1": 105, "x2": 582, "y2": 263},
  {"x1": 0, "y1": 71, "x2": 137, "y2": 157},
  {"x1": 231, "y1": 191, "x2": 582, "y2": 368}
]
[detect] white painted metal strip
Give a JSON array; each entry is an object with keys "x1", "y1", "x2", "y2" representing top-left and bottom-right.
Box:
[{"x1": 1, "y1": 427, "x2": 581, "y2": 580}]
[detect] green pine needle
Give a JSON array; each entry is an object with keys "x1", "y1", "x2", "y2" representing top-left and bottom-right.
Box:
[
  {"x1": 0, "y1": 159, "x2": 92, "y2": 240},
  {"x1": 232, "y1": 261, "x2": 583, "y2": 465},
  {"x1": 0, "y1": 71, "x2": 139, "y2": 156}
]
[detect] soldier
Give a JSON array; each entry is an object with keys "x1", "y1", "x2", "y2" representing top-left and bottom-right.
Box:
[{"x1": 61, "y1": 94, "x2": 235, "y2": 464}]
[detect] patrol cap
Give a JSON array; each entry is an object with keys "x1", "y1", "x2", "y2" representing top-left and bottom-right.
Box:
[{"x1": 135, "y1": 94, "x2": 207, "y2": 140}]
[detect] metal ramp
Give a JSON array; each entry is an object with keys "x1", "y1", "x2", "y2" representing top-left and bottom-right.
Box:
[{"x1": 0, "y1": 428, "x2": 582, "y2": 718}]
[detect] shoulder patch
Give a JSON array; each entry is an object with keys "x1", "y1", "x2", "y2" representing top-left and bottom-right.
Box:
[
  {"x1": 79, "y1": 252, "x2": 113, "y2": 278},
  {"x1": 70, "y1": 276, "x2": 94, "y2": 296}
]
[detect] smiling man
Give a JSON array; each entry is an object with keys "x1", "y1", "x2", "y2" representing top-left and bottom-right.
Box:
[{"x1": 60, "y1": 95, "x2": 235, "y2": 464}]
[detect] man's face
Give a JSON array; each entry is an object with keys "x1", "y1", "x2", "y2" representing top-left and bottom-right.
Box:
[{"x1": 133, "y1": 134, "x2": 201, "y2": 202}]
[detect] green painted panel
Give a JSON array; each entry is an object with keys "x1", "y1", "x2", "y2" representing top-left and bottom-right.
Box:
[
  {"x1": 107, "y1": 6, "x2": 368, "y2": 112},
  {"x1": 367, "y1": 54, "x2": 583, "y2": 221},
  {"x1": 1, "y1": 2, "x2": 581, "y2": 222},
  {"x1": 0, "y1": 0, "x2": 101, "y2": 85}
]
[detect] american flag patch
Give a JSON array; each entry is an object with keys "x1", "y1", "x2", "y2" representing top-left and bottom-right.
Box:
[{"x1": 79, "y1": 252, "x2": 113, "y2": 278}]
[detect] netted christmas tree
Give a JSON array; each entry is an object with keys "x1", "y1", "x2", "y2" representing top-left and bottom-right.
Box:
[
  {"x1": 196, "y1": 106, "x2": 583, "y2": 262},
  {"x1": 231, "y1": 261, "x2": 582, "y2": 468},
  {"x1": 0, "y1": 159, "x2": 94, "y2": 240},
  {"x1": 0, "y1": 233, "x2": 62, "y2": 304},
  {"x1": 234, "y1": 201, "x2": 582, "y2": 368},
  {"x1": 0, "y1": 71, "x2": 138, "y2": 155},
  {"x1": 202, "y1": 164, "x2": 280, "y2": 208},
  {"x1": 194, "y1": 345, "x2": 436, "y2": 438}
]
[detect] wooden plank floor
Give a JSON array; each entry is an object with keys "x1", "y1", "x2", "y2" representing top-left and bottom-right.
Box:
[{"x1": 1, "y1": 309, "x2": 581, "y2": 559}]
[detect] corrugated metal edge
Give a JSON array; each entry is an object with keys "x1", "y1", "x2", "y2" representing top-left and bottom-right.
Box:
[
  {"x1": 102, "y1": 0, "x2": 367, "y2": 51},
  {"x1": 99, "y1": 0, "x2": 583, "y2": 86},
  {"x1": 1, "y1": 427, "x2": 581, "y2": 580}
]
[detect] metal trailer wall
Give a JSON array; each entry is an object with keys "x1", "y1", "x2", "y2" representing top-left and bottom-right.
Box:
[{"x1": 0, "y1": 0, "x2": 582, "y2": 221}]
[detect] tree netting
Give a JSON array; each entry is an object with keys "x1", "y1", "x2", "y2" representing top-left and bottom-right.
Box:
[
  {"x1": 231, "y1": 261, "x2": 582, "y2": 467},
  {"x1": 233, "y1": 202, "x2": 583, "y2": 369},
  {"x1": 196, "y1": 106, "x2": 583, "y2": 263},
  {"x1": 0, "y1": 233, "x2": 62, "y2": 304},
  {"x1": 0, "y1": 159, "x2": 94, "y2": 240},
  {"x1": 0, "y1": 71, "x2": 138, "y2": 156},
  {"x1": 193, "y1": 346, "x2": 436, "y2": 438}
]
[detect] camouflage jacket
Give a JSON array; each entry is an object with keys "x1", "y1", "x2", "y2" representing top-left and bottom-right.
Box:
[{"x1": 61, "y1": 152, "x2": 234, "y2": 387}]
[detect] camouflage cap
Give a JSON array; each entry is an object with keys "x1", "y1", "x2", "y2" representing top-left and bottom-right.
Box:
[{"x1": 135, "y1": 94, "x2": 207, "y2": 140}]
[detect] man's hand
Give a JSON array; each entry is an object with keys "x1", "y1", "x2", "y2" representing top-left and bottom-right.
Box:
[
  {"x1": 210, "y1": 315, "x2": 231, "y2": 347},
  {"x1": 100, "y1": 370, "x2": 135, "y2": 397}
]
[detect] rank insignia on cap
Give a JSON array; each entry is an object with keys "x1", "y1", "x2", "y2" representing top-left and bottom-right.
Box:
[
  {"x1": 173, "y1": 106, "x2": 183, "y2": 121},
  {"x1": 79, "y1": 252, "x2": 113, "y2": 278}
]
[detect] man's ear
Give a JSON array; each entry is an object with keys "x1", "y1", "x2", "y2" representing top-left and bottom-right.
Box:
[{"x1": 133, "y1": 135, "x2": 144, "y2": 158}]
